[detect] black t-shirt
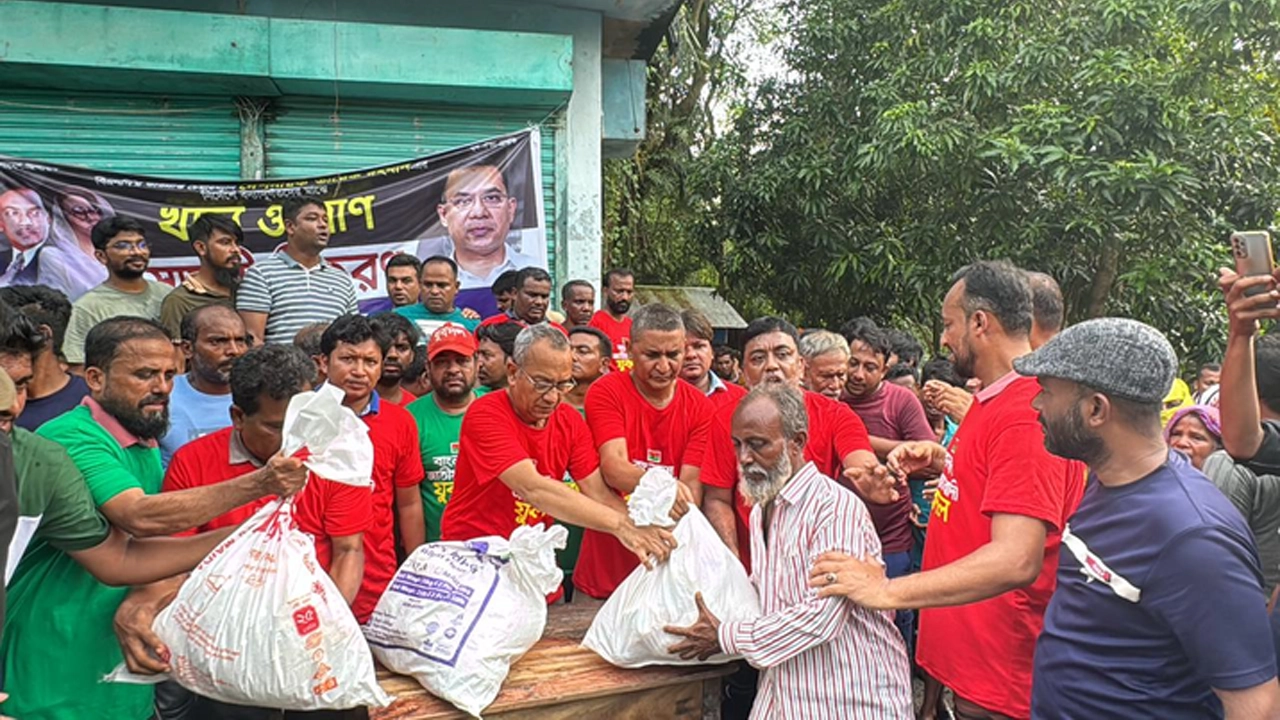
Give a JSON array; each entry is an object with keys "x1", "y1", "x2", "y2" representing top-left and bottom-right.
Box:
[{"x1": 16, "y1": 375, "x2": 88, "y2": 432}]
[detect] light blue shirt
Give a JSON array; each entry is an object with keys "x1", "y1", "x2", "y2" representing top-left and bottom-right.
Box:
[{"x1": 159, "y1": 374, "x2": 234, "y2": 468}]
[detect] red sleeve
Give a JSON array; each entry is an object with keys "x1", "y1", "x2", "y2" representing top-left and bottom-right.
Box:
[
  {"x1": 460, "y1": 396, "x2": 534, "y2": 484},
  {"x1": 584, "y1": 374, "x2": 628, "y2": 448},
  {"x1": 979, "y1": 419, "x2": 1071, "y2": 531},
  {"x1": 828, "y1": 399, "x2": 873, "y2": 458},
  {"x1": 700, "y1": 408, "x2": 738, "y2": 489},
  {"x1": 394, "y1": 411, "x2": 425, "y2": 488},
  {"x1": 564, "y1": 409, "x2": 601, "y2": 481},
  {"x1": 681, "y1": 390, "x2": 714, "y2": 470},
  {"x1": 894, "y1": 388, "x2": 938, "y2": 443},
  {"x1": 320, "y1": 480, "x2": 374, "y2": 537}
]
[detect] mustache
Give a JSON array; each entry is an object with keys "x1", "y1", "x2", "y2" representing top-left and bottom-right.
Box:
[{"x1": 138, "y1": 394, "x2": 168, "y2": 409}]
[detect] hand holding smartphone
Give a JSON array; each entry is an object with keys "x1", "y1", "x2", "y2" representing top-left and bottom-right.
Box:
[{"x1": 1231, "y1": 231, "x2": 1275, "y2": 297}]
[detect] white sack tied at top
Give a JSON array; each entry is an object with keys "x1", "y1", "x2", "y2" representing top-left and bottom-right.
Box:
[{"x1": 281, "y1": 384, "x2": 374, "y2": 487}]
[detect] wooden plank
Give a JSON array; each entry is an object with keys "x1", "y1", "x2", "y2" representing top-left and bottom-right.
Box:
[{"x1": 371, "y1": 597, "x2": 738, "y2": 719}]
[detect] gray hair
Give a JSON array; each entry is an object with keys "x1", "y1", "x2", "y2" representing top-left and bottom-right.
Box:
[
  {"x1": 513, "y1": 323, "x2": 569, "y2": 365},
  {"x1": 739, "y1": 383, "x2": 809, "y2": 441},
  {"x1": 798, "y1": 330, "x2": 849, "y2": 363},
  {"x1": 629, "y1": 303, "x2": 683, "y2": 341}
]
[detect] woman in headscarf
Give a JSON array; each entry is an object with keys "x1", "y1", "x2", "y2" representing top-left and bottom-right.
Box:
[
  {"x1": 1165, "y1": 405, "x2": 1223, "y2": 471},
  {"x1": 46, "y1": 186, "x2": 110, "y2": 299}
]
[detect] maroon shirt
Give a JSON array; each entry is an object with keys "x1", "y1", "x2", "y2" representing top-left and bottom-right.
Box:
[{"x1": 840, "y1": 381, "x2": 935, "y2": 553}]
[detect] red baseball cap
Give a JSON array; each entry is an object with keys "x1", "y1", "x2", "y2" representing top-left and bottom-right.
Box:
[{"x1": 428, "y1": 323, "x2": 478, "y2": 361}]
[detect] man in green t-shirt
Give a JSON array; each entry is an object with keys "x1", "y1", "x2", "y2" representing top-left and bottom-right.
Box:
[
  {"x1": 1, "y1": 317, "x2": 306, "y2": 720},
  {"x1": 395, "y1": 255, "x2": 480, "y2": 338},
  {"x1": 407, "y1": 323, "x2": 481, "y2": 541}
]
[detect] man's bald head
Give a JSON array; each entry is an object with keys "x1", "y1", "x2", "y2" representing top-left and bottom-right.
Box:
[{"x1": 1026, "y1": 271, "x2": 1064, "y2": 350}]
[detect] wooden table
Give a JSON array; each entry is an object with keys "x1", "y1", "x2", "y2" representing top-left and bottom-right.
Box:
[{"x1": 371, "y1": 597, "x2": 739, "y2": 719}]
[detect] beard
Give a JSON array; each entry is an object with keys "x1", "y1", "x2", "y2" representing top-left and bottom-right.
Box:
[
  {"x1": 608, "y1": 298, "x2": 631, "y2": 315},
  {"x1": 738, "y1": 452, "x2": 793, "y2": 507},
  {"x1": 114, "y1": 265, "x2": 146, "y2": 281},
  {"x1": 434, "y1": 375, "x2": 474, "y2": 402},
  {"x1": 98, "y1": 390, "x2": 170, "y2": 440},
  {"x1": 214, "y1": 264, "x2": 242, "y2": 290},
  {"x1": 1041, "y1": 403, "x2": 1107, "y2": 466},
  {"x1": 193, "y1": 359, "x2": 233, "y2": 386},
  {"x1": 951, "y1": 342, "x2": 976, "y2": 379}
]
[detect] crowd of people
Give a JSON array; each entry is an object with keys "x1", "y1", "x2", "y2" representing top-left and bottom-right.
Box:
[{"x1": 0, "y1": 191, "x2": 1277, "y2": 720}]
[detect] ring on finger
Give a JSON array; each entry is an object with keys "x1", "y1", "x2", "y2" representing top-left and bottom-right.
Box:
[{"x1": 825, "y1": 572, "x2": 837, "y2": 586}]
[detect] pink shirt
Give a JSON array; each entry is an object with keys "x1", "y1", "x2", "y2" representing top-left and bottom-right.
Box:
[{"x1": 718, "y1": 462, "x2": 913, "y2": 719}]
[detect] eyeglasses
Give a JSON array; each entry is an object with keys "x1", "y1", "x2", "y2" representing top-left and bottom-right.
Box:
[
  {"x1": 519, "y1": 369, "x2": 576, "y2": 396},
  {"x1": 65, "y1": 205, "x2": 103, "y2": 221},
  {"x1": 447, "y1": 192, "x2": 508, "y2": 211},
  {"x1": 107, "y1": 240, "x2": 149, "y2": 253}
]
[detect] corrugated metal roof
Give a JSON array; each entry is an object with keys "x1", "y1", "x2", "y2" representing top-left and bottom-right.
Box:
[{"x1": 634, "y1": 285, "x2": 747, "y2": 329}]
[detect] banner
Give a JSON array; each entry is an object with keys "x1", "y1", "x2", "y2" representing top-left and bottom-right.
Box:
[{"x1": 0, "y1": 129, "x2": 546, "y2": 317}]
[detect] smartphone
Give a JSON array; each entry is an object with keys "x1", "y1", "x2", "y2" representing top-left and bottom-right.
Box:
[{"x1": 1232, "y1": 230, "x2": 1275, "y2": 297}]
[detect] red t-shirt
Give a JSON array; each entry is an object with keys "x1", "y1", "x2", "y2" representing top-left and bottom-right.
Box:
[
  {"x1": 383, "y1": 388, "x2": 417, "y2": 408},
  {"x1": 162, "y1": 427, "x2": 373, "y2": 572},
  {"x1": 476, "y1": 314, "x2": 567, "y2": 336},
  {"x1": 574, "y1": 374, "x2": 713, "y2": 599},
  {"x1": 351, "y1": 397, "x2": 425, "y2": 623},
  {"x1": 702, "y1": 389, "x2": 873, "y2": 571},
  {"x1": 707, "y1": 379, "x2": 747, "y2": 412},
  {"x1": 839, "y1": 382, "x2": 935, "y2": 553},
  {"x1": 441, "y1": 390, "x2": 599, "y2": 542},
  {"x1": 916, "y1": 374, "x2": 1086, "y2": 717},
  {"x1": 588, "y1": 310, "x2": 632, "y2": 372}
]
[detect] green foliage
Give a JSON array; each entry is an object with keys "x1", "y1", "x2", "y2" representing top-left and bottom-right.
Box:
[{"x1": 698, "y1": 0, "x2": 1280, "y2": 365}]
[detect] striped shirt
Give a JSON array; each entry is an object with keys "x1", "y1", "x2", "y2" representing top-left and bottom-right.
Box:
[
  {"x1": 718, "y1": 461, "x2": 913, "y2": 720},
  {"x1": 235, "y1": 251, "x2": 359, "y2": 344}
]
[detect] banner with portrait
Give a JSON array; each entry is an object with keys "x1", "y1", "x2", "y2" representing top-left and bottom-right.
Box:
[{"x1": 0, "y1": 129, "x2": 546, "y2": 316}]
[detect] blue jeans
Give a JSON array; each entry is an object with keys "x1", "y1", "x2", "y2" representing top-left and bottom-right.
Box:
[{"x1": 884, "y1": 551, "x2": 915, "y2": 661}]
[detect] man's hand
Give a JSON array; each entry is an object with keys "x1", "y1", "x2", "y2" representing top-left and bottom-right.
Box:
[
  {"x1": 809, "y1": 551, "x2": 894, "y2": 610},
  {"x1": 669, "y1": 481, "x2": 694, "y2": 522},
  {"x1": 460, "y1": 307, "x2": 481, "y2": 320},
  {"x1": 842, "y1": 456, "x2": 900, "y2": 504},
  {"x1": 113, "y1": 587, "x2": 176, "y2": 674},
  {"x1": 924, "y1": 380, "x2": 973, "y2": 423},
  {"x1": 665, "y1": 592, "x2": 723, "y2": 661},
  {"x1": 886, "y1": 441, "x2": 947, "y2": 480},
  {"x1": 1219, "y1": 267, "x2": 1280, "y2": 339},
  {"x1": 910, "y1": 502, "x2": 927, "y2": 529},
  {"x1": 256, "y1": 453, "x2": 308, "y2": 498},
  {"x1": 616, "y1": 518, "x2": 677, "y2": 569}
]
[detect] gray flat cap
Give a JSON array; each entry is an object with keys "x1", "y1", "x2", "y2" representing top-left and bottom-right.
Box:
[{"x1": 1013, "y1": 318, "x2": 1177, "y2": 404}]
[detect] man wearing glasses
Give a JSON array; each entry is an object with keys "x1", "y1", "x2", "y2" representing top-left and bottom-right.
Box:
[
  {"x1": 441, "y1": 323, "x2": 681, "y2": 602},
  {"x1": 62, "y1": 216, "x2": 172, "y2": 373},
  {"x1": 0, "y1": 187, "x2": 91, "y2": 300},
  {"x1": 420, "y1": 165, "x2": 540, "y2": 319}
]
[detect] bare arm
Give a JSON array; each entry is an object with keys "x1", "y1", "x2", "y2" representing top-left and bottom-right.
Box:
[
  {"x1": 101, "y1": 456, "x2": 306, "y2": 537},
  {"x1": 327, "y1": 533, "x2": 364, "y2": 605},
  {"x1": 812, "y1": 513, "x2": 1048, "y2": 610},
  {"x1": 69, "y1": 525, "x2": 233, "y2": 586},
  {"x1": 701, "y1": 485, "x2": 741, "y2": 558},
  {"x1": 1217, "y1": 680, "x2": 1280, "y2": 720},
  {"x1": 597, "y1": 438, "x2": 644, "y2": 494},
  {"x1": 239, "y1": 310, "x2": 268, "y2": 347},
  {"x1": 868, "y1": 436, "x2": 904, "y2": 460},
  {"x1": 395, "y1": 485, "x2": 426, "y2": 555},
  {"x1": 1219, "y1": 270, "x2": 1280, "y2": 460}
]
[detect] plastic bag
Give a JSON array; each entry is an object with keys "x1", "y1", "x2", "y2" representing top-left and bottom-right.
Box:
[
  {"x1": 108, "y1": 499, "x2": 391, "y2": 709},
  {"x1": 281, "y1": 384, "x2": 374, "y2": 486},
  {"x1": 582, "y1": 468, "x2": 761, "y2": 667},
  {"x1": 364, "y1": 524, "x2": 568, "y2": 718}
]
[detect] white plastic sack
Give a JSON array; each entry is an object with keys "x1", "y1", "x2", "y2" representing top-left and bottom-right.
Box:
[
  {"x1": 582, "y1": 468, "x2": 761, "y2": 667},
  {"x1": 108, "y1": 499, "x2": 391, "y2": 709},
  {"x1": 281, "y1": 384, "x2": 374, "y2": 486},
  {"x1": 364, "y1": 524, "x2": 568, "y2": 718}
]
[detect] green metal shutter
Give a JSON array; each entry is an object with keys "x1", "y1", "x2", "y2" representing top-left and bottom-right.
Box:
[
  {"x1": 0, "y1": 90, "x2": 242, "y2": 179},
  {"x1": 263, "y1": 98, "x2": 561, "y2": 278}
]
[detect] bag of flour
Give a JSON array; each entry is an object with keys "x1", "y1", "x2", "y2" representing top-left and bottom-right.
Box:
[
  {"x1": 364, "y1": 524, "x2": 567, "y2": 718},
  {"x1": 583, "y1": 468, "x2": 760, "y2": 667}
]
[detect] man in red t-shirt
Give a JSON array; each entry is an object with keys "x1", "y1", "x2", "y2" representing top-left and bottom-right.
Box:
[
  {"x1": 588, "y1": 267, "x2": 634, "y2": 373},
  {"x1": 441, "y1": 324, "x2": 679, "y2": 595},
  {"x1": 319, "y1": 314, "x2": 425, "y2": 624},
  {"x1": 575, "y1": 304, "x2": 711, "y2": 599},
  {"x1": 811, "y1": 261, "x2": 1086, "y2": 720},
  {"x1": 699, "y1": 316, "x2": 897, "y2": 572},
  {"x1": 371, "y1": 312, "x2": 421, "y2": 407},
  {"x1": 475, "y1": 267, "x2": 567, "y2": 335},
  {"x1": 680, "y1": 308, "x2": 746, "y2": 411}
]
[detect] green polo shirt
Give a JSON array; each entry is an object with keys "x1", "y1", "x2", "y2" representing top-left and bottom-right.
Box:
[{"x1": 3, "y1": 404, "x2": 163, "y2": 720}]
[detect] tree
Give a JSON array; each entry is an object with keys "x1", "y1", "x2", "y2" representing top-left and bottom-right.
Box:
[{"x1": 703, "y1": 0, "x2": 1280, "y2": 363}]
